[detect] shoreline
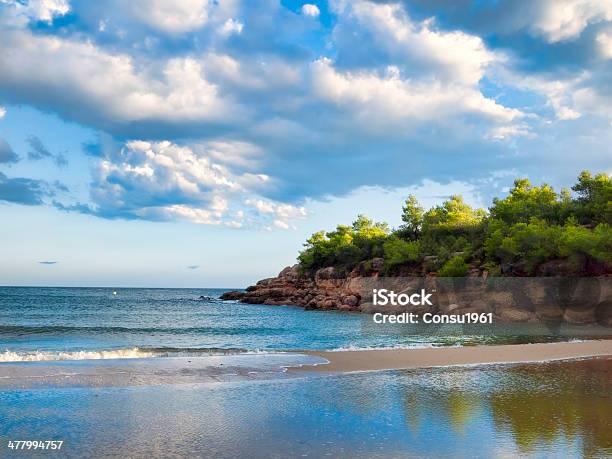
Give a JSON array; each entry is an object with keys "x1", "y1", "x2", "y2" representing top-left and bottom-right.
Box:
[{"x1": 294, "y1": 340, "x2": 612, "y2": 373}]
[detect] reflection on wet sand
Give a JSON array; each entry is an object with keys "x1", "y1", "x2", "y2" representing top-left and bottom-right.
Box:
[
  {"x1": 489, "y1": 359, "x2": 611, "y2": 457},
  {"x1": 399, "y1": 358, "x2": 611, "y2": 457}
]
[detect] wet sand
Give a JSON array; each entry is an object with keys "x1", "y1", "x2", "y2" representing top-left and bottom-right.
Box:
[{"x1": 297, "y1": 340, "x2": 612, "y2": 373}]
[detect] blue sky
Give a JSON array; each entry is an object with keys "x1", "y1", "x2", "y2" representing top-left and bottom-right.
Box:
[{"x1": 0, "y1": 0, "x2": 611, "y2": 287}]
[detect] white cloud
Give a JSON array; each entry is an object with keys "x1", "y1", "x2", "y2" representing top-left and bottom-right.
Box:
[
  {"x1": 488, "y1": 124, "x2": 534, "y2": 140},
  {"x1": 301, "y1": 4, "x2": 320, "y2": 17},
  {"x1": 530, "y1": 0, "x2": 612, "y2": 42},
  {"x1": 87, "y1": 140, "x2": 305, "y2": 229},
  {"x1": 202, "y1": 52, "x2": 303, "y2": 93},
  {"x1": 92, "y1": 141, "x2": 239, "y2": 218},
  {"x1": 273, "y1": 219, "x2": 291, "y2": 230},
  {"x1": 245, "y1": 198, "x2": 306, "y2": 230},
  {"x1": 573, "y1": 87, "x2": 612, "y2": 119},
  {"x1": 311, "y1": 58, "x2": 523, "y2": 132},
  {"x1": 203, "y1": 140, "x2": 264, "y2": 168},
  {"x1": 245, "y1": 199, "x2": 307, "y2": 219},
  {"x1": 334, "y1": 0, "x2": 497, "y2": 85},
  {"x1": 2, "y1": 0, "x2": 70, "y2": 24},
  {"x1": 504, "y1": 72, "x2": 585, "y2": 121},
  {"x1": 556, "y1": 106, "x2": 582, "y2": 121},
  {"x1": 128, "y1": 0, "x2": 210, "y2": 33},
  {"x1": 220, "y1": 18, "x2": 243, "y2": 35},
  {"x1": 0, "y1": 106, "x2": 5, "y2": 119},
  {"x1": 596, "y1": 30, "x2": 612, "y2": 58},
  {"x1": 0, "y1": 32, "x2": 242, "y2": 126}
]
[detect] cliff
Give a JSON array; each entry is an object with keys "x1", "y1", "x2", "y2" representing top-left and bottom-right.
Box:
[{"x1": 221, "y1": 262, "x2": 612, "y2": 326}]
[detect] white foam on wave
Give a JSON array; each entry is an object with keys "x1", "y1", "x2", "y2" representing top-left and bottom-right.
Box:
[
  {"x1": 0, "y1": 348, "x2": 156, "y2": 362},
  {"x1": 0, "y1": 347, "x2": 291, "y2": 362},
  {"x1": 326, "y1": 343, "x2": 459, "y2": 352}
]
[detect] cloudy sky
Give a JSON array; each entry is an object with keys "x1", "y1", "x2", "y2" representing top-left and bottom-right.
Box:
[{"x1": 0, "y1": 0, "x2": 611, "y2": 286}]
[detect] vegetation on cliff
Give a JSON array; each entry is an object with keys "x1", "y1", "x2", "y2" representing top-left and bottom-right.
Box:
[{"x1": 298, "y1": 171, "x2": 611, "y2": 277}]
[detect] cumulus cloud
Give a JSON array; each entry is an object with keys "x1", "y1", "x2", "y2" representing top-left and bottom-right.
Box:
[
  {"x1": 388, "y1": 0, "x2": 612, "y2": 120},
  {"x1": 1, "y1": 0, "x2": 70, "y2": 24},
  {"x1": 127, "y1": 0, "x2": 211, "y2": 33},
  {"x1": 503, "y1": 68, "x2": 612, "y2": 122},
  {"x1": 245, "y1": 198, "x2": 306, "y2": 229},
  {"x1": 63, "y1": 140, "x2": 305, "y2": 229},
  {"x1": 529, "y1": 0, "x2": 612, "y2": 43},
  {"x1": 596, "y1": 30, "x2": 612, "y2": 58},
  {"x1": 0, "y1": 137, "x2": 19, "y2": 163},
  {"x1": 301, "y1": 4, "x2": 320, "y2": 17},
  {"x1": 395, "y1": 0, "x2": 612, "y2": 44},
  {"x1": 332, "y1": 0, "x2": 498, "y2": 85},
  {"x1": 311, "y1": 59, "x2": 522, "y2": 128},
  {"x1": 0, "y1": 32, "x2": 243, "y2": 133},
  {"x1": 0, "y1": 106, "x2": 5, "y2": 118},
  {"x1": 0, "y1": 0, "x2": 610, "y2": 225}
]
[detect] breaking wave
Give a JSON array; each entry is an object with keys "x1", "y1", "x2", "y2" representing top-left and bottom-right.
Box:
[{"x1": 0, "y1": 347, "x2": 271, "y2": 362}]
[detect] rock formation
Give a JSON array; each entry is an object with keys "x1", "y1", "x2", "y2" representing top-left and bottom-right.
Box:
[{"x1": 221, "y1": 264, "x2": 612, "y2": 326}]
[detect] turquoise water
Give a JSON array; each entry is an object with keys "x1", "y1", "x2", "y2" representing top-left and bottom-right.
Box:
[{"x1": 0, "y1": 286, "x2": 502, "y2": 361}]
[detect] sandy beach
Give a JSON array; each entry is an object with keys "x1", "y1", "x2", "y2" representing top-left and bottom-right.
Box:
[{"x1": 298, "y1": 340, "x2": 612, "y2": 373}]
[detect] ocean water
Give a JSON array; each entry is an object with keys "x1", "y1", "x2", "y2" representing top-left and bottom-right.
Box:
[{"x1": 0, "y1": 286, "x2": 509, "y2": 362}]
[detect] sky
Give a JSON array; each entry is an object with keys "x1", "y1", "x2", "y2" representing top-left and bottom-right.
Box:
[{"x1": 0, "y1": 0, "x2": 611, "y2": 287}]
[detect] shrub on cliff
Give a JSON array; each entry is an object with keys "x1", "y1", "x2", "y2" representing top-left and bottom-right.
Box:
[
  {"x1": 485, "y1": 218, "x2": 562, "y2": 274},
  {"x1": 438, "y1": 256, "x2": 469, "y2": 277},
  {"x1": 383, "y1": 236, "x2": 420, "y2": 269},
  {"x1": 558, "y1": 221, "x2": 612, "y2": 266},
  {"x1": 298, "y1": 215, "x2": 389, "y2": 273}
]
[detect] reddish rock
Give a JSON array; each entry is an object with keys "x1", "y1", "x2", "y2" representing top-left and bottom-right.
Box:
[
  {"x1": 343, "y1": 295, "x2": 359, "y2": 306},
  {"x1": 498, "y1": 308, "x2": 537, "y2": 323},
  {"x1": 564, "y1": 307, "x2": 598, "y2": 324}
]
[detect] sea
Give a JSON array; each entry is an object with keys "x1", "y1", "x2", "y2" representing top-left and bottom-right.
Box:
[
  {"x1": 1, "y1": 287, "x2": 610, "y2": 458},
  {"x1": 0, "y1": 286, "x2": 508, "y2": 363}
]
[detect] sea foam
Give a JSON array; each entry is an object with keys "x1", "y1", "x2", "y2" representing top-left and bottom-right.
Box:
[
  {"x1": 0, "y1": 347, "x2": 281, "y2": 362},
  {"x1": 0, "y1": 348, "x2": 154, "y2": 362}
]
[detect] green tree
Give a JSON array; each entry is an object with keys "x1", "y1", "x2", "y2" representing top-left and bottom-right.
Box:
[
  {"x1": 398, "y1": 195, "x2": 424, "y2": 240},
  {"x1": 490, "y1": 179, "x2": 560, "y2": 225},
  {"x1": 422, "y1": 195, "x2": 486, "y2": 233},
  {"x1": 571, "y1": 171, "x2": 612, "y2": 224}
]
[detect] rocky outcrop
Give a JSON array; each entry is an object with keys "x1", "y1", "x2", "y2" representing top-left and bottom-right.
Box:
[
  {"x1": 220, "y1": 265, "x2": 612, "y2": 325},
  {"x1": 220, "y1": 265, "x2": 363, "y2": 312}
]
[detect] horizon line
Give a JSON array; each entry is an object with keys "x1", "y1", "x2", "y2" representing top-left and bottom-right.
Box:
[{"x1": 0, "y1": 285, "x2": 244, "y2": 290}]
